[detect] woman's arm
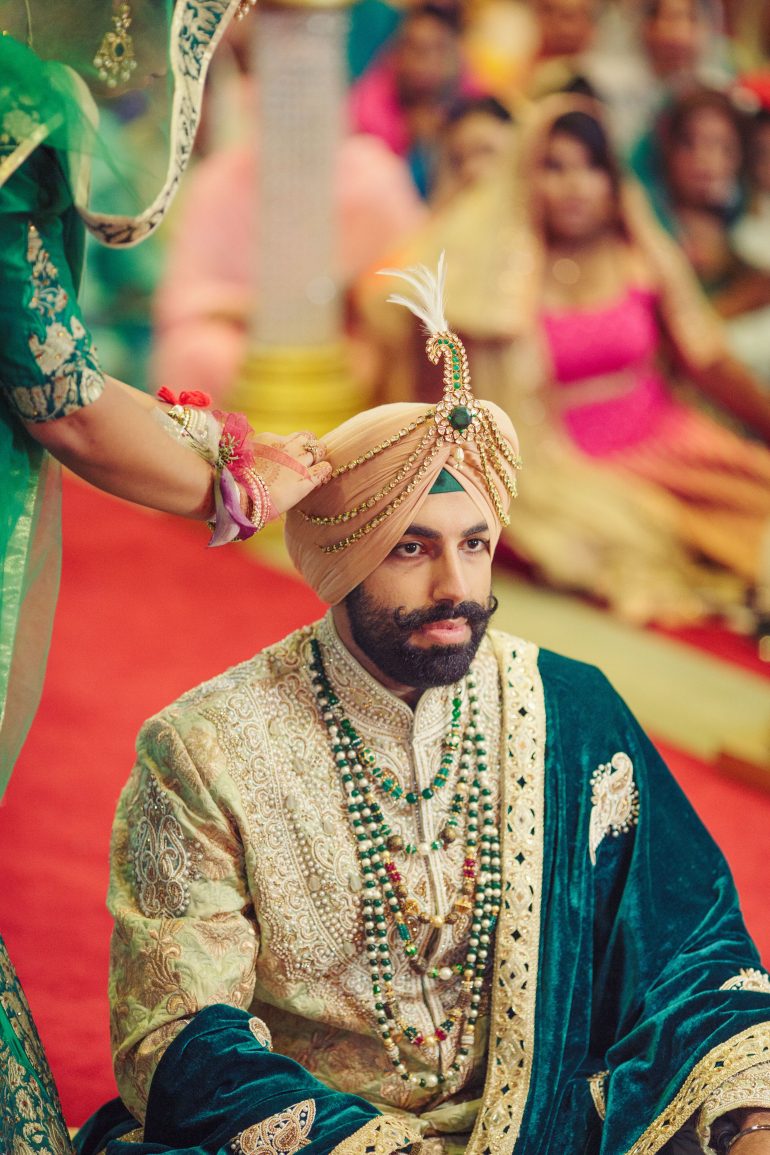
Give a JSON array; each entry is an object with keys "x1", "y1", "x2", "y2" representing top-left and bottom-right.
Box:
[
  {"x1": 24, "y1": 377, "x2": 217, "y2": 519},
  {"x1": 24, "y1": 376, "x2": 331, "y2": 519}
]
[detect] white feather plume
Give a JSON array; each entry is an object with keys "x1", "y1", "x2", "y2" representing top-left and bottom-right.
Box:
[{"x1": 377, "y1": 252, "x2": 448, "y2": 335}]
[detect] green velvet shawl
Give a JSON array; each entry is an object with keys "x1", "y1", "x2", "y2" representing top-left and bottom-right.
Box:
[{"x1": 74, "y1": 644, "x2": 770, "y2": 1155}]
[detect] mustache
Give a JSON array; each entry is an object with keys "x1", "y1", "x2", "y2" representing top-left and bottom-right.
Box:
[{"x1": 392, "y1": 596, "x2": 498, "y2": 633}]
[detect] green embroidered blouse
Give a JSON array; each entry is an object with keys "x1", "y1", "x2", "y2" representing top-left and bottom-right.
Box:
[{"x1": 0, "y1": 145, "x2": 105, "y2": 424}]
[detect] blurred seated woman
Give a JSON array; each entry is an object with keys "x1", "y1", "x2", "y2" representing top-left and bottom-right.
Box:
[
  {"x1": 641, "y1": 89, "x2": 770, "y2": 326},
  {"x1": 359, "y1": 96, "x2": 770, "y2": 627},
  {"x1": 430, "y1": 95, "x2": 515, "y2": 208},
  {"x1": 729, "y1": 105, "x2": 770, "y2": 381}
]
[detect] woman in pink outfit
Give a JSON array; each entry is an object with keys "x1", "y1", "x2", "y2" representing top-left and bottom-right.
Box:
[
  {"x1": 153, "y1": 134, "x2": 426, "y2": 403},
  {"x1": 360, "y1": 95, "x2": 770, "y2": 626}
]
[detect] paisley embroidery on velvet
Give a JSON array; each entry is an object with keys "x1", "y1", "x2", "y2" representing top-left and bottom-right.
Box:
[
  {"x1": 10, "y1": 225, "x2": 105, "y2": 423},
  {"x1": 626, "y1": 1023, "x2": 770, "y2": 1155},
  {"x1": 720, "y1": 970, "x2": 770, "y2": 994},
  {"x1": 465, "y1": 635, "x2": 546, "y2": 1155},
  {"x1": 130, "y1": 775, "x2": 198, "y2": 918},
  {"x1": 248, "y1": 1016, "x2": 273, "y2": 1050},
  {"x1": 588, "y1": 1070, "x2": 609, "y2": 1121},
  {"x1": 328, "y1": 1114, "x2": 423, "y2": 1155},
  {"x1": 230, "y1": 1099, "x2": 316, "y2": 1155},
  {"x1": 589, "y1": 752, "x2": 639, "y2": 866}
]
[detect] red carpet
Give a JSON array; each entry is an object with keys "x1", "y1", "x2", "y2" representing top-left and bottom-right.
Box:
[{"x1": 0, "y1": 477, "x2": 768, "y2": 1127}]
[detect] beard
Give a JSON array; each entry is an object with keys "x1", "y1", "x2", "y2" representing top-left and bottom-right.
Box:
[{"x1": 344, "y1": 585, "x2": 498, "y2": 690}]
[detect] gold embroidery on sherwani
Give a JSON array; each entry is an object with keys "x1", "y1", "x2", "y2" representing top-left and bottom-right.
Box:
[
  {"x1": 697, "y1": 1061, "x2": 770, "y2": 1153},
  {"x1": 589, "y1": 753, "x2": 639, "y2": 866},
  {"x1": 131, "y1": 775, "x2": 198, "y2": 918},
  {"x1": 625, "y1": 1023, "x2": 770, "y2": 1155},
  {"x1": 720, "y1": 970, "x2": 770, "y2": 994},
  {"x1": 589, "y1": 1071, "x2": 610, "y2": 1121},
  {"x1": 465, "y1": 634, "x2": 545, "y2": 1155},
  {"x1": 329, "y1": 1115, "x2": 423, "y2": 1155},
  {"x1": 108, "y1": 615, "x2": 515, "y2": 1120},
  {"x1": 234, "y1": 1099, "x2": 316, "y2": 1155}
]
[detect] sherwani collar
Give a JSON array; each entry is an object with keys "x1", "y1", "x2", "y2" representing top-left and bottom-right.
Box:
[{"x1": 314, "y1": 611, "x2": 475, "y2": 746}]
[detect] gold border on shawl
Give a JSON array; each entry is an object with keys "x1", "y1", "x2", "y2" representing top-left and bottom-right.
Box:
[
  {"x1": 465, "y1": 632, "x2": 546, "y2": 1155},
  {"x1": 329, "y1": 1114, "x2": 423, "y2": 1155},
  {"x1": 624, "y1": 1023, "x2": 770, "y2": 1155},
  {"x1": 0, "y1": 117, "x2": 60, "y2": 190}
]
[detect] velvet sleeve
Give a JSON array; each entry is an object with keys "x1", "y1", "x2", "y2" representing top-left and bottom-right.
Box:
[
  {"x1": 0, "y1": 147, "x2": 104, "y2": 424},
  {"x1": 523, "y1": 650, "x2": 770, "y2": 1155},
  {"x1": 130, "y1": 1004, "x2": 419, "y2": 1155}
]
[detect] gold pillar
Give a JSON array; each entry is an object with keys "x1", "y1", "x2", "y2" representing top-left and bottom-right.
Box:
[
  {"x1": 230, "y1": 0, "x2": 364, "y2": 440},
  {"x1": 230, "y1": 344, "x2": 362, "y2": 436}
]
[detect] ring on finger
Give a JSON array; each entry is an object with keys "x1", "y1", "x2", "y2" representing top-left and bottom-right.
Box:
[{"x1": 302, "y1": 440, "x2": 326, "y2": 466}]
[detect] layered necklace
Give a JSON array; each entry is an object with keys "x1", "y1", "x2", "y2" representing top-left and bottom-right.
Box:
[{"x1": 309, "y1": 638, "x2": 501, "y2": 1090}]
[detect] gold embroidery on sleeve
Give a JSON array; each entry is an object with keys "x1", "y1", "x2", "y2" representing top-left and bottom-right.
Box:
[
  {"x1": 231, "y1": 1099, "x2": 316, "y2": 1155},
  {"x1": 131, "y1": 776, "x2": 199, "y2": 918},
  {"x1": 329, "y1": 1114, "x2": 423, "y2": 1155},
  {"x1": 720, "y1": 970, "x2": 770, "y2": 994},
  {"x1": 696, "y1": 1061, "x2": 770, "y2": 1154},
  {"x1": 589, "y1": 1071, "x2": 610, "y2": 1121},
  {"x1": 624, "y1": 1023, "x2": 770, "y2": 1155},
  {"x1": 465, "y1": 635, "x2": 546, "y2": 1155},
  {"x1": 589, "y1": 752, "x2": 639, "y2": 866},
  {"x1": 121, "y1": 1128, "x2": 145, "y2": 1144},
  {"x1": 11, "y1": 225, "x2": 105, "y2": 422}
]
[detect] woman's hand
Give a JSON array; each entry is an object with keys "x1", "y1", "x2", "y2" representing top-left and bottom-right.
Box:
[{"x1": 252, "y1": 431, "x2": 331, "y2": 515}]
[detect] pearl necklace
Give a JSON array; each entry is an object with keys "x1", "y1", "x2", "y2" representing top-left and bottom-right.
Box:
[{"x1": 309, "y1": 639, "x2": 501, "y2": 1088}]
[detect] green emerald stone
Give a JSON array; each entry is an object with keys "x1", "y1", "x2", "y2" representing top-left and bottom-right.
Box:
[{"x1": 448, "y1": 405, "x2": 472, "y2": 430}]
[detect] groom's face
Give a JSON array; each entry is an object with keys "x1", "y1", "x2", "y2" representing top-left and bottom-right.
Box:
[{"x1": 344, "y1": 490, "x2": 497, "y2": 690}]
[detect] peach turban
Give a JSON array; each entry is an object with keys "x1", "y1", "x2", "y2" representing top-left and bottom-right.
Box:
[{"x1": 285, "y1": 400, "x2": 519, "y2": 605}]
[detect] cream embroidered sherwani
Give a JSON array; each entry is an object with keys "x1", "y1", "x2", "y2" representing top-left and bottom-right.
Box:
[{"x1": 108, "y1": 615, "x2": 770, "y2": 1155}]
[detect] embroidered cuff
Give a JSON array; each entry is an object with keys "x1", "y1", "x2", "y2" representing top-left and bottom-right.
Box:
[
  {"x1": 329, "y1": 1115, "x2": 423, "y2": 1155},
  {"x1": 6, "y1": 225, "x2": 105, "y2": 424},
  {"x1": 697, "y1": 1061, "x2": 770, "y2": 1154}
]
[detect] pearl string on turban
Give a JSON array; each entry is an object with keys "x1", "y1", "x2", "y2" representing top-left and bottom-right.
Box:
[{"x1": 285, "y1": 398, "x2": 519, "y2": 605}]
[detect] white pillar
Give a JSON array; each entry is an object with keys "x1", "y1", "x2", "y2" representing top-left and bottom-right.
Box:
[
  {"x1": 230, "y1": 1, "x2": 362, "y2": 439},
  {"x1": 254, "y1": 6, "x2": 346, "y2": 347}
]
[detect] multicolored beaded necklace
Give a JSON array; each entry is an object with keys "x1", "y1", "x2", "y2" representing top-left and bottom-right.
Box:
[{"x1": 309, "y1": 638, "x2": 501, "y2": 1089}]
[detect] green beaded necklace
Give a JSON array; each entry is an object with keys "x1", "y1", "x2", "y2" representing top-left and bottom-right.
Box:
[{"x1": 309, "y1": 638, "x2": 501, "y2": 1089}]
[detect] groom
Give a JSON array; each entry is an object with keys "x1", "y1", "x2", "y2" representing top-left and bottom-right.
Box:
[{"x1": 96, "y1": 395, "x2": 770, "y2": 1155}]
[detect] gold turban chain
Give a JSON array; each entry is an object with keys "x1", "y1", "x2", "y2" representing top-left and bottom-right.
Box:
[
  {"x1": 302, "y1": 255, "x2": 521, "y2": 553},
  {"x1": 285, "y1": 256, "x2": 521, "y2": 604}
]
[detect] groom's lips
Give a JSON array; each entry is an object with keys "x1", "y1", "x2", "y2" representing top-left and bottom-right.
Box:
[{"x1": 414, "y1": 618, "x2": 469, "y2": 645}]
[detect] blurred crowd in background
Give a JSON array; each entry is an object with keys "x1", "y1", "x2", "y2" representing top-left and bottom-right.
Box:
[{"x1": 86, "y1": 0, "x2": 770, "y2": 635}]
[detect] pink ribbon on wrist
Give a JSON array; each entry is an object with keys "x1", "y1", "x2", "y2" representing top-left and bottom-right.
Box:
[{"x1": 252, "y1": 443, "x2": 312, "y2": 480}]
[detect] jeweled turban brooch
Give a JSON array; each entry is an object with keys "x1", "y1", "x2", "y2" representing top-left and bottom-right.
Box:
[{"x1": 306, "y1": 254, "x2": 522, "y2": 552}]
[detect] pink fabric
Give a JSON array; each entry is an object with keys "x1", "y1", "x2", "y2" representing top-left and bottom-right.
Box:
[
  {"x1": 541, "y1": 287, "x2": 674, "y2": 457},
  {"x1": 152, "y1": 135, "x2": 427, "y2": 402},
  {"x1": 348, "y1": 55, "x2": 484, "y2": 157}
]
